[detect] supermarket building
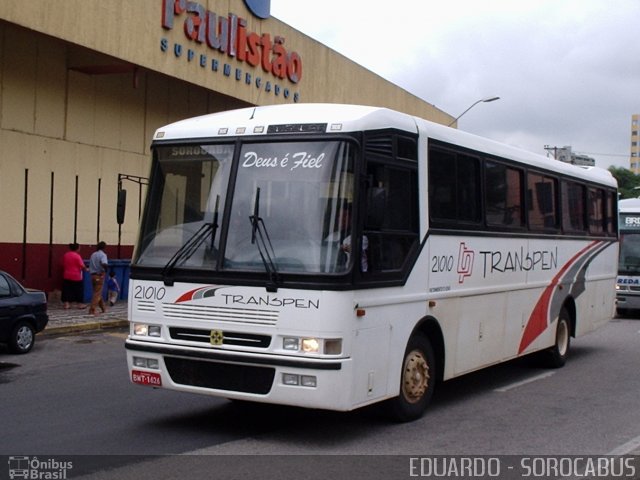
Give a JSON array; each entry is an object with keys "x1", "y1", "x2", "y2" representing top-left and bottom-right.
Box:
[{"x1": 0, "y1": 0, "x2": 452, "y2": 294}]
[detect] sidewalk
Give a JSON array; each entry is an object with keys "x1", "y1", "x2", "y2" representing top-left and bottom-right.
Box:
[{"x1": 43, "y1": 300, "x2": 129, "y2": 336}]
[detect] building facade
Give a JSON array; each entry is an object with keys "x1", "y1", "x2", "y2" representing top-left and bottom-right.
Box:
[
  {"x1": 631, "y1": 114, "x2": 640, "y2": 174},
  {"x1": 548, "y1": 146, "x2": 595, "y2": 167},
  {"x1": 0, "y1": 0, "x2": 452, "y2": 293}
]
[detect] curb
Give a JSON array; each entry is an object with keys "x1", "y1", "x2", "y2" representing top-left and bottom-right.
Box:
[{"x1": 43, "y1": 319, "x2": 129, "y2": 336}]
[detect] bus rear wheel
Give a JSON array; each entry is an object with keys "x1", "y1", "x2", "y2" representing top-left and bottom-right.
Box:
[
  {"x1": 544, "y1": 307, "x2": 571, "y2": 368},
  {"x1": 387, "y1": 333, "x2": 435, "y2": 422}
]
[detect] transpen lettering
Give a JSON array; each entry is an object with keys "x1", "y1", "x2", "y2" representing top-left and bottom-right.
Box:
[{"x1": 478, "y1": 247, "x2": 558, "y2": 277}]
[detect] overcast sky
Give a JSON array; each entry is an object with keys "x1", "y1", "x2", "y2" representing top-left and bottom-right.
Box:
[{"x1": 270, "y1": 0, "x2": 639, "y2": 170}]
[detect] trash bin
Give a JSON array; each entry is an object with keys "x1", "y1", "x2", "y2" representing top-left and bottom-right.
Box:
[{"x1": 82, "y1": 259, "x2": 131, "y2": 303}]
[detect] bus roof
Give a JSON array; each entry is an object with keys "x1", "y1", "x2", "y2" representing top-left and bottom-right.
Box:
[
  {"x1": 153, "y1": 103, "x2": 616, "y2": 188},
  {"x1": 153, "y1": 103, "x2": 417, "y2": 140},
  {"x1": 619, "y1": 197, "x2": 640, "y2": 212}
]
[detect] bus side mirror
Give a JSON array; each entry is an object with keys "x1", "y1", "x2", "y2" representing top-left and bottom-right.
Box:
[
  {"x1": 366, "y1": 187, "x2": 386, "y2": 229},
  {"x1": 117, "y1": 189, "x2": 127, "y2": 225}
]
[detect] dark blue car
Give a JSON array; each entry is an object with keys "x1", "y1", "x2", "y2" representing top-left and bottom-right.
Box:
[{"x1": 0, "y1": 270, "x2": 48, "y2": 354}]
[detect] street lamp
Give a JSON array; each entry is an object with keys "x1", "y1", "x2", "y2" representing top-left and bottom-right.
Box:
[{"x1": 447, "y1": 96, "x2": 500, "y2": 127}]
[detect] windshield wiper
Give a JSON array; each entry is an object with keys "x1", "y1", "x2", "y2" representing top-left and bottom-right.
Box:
[
  {"x1": 210, "y1": 195, "x2": 220, "y2": 251},
  {"x1": 249, "y1": 187, "x2": 280, "y2": 292},
  {"x1": 162, "y1": 195, "x2": 220, "y2": 286}
]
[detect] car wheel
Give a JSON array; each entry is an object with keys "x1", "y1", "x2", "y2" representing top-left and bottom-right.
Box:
[{"x1": 9, "y1": 320, "x2": 35, "y2": 354}]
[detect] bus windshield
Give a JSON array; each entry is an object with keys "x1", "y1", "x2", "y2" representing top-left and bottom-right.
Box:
[
  {"x1": 619, "y1": 231, "x2": 640, "y2": 274},
  {"x1": 135, "y1": 139, "x2": 356, "y2": 275}
]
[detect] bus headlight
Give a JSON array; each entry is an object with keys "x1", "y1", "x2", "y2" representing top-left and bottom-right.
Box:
[
  {"x1": 282, "y1": 373, "x2": 317, "y2": 387},
  {"x1": 133, "y1": 323, "x2": 162, "y2": 337},
  {"x1": 324, "y1": 339, "x2": 342, "y2": 355},
  {"x1": 301, "y1": 338, "x2": 320, "y2": 353},
  {"x1": 282, "y1": 373, "x2": 299, "y2": 385},
  {"x1": 283, "y1": 337, "x2": 300, "y2": 351},
  {"x1": 282, "y1": 336, "x2": 342, "y2": 355},
  {"x1": 132, "y1": 356, "x2": 160, "y2": 369},
  {"x1": 301, "y1": 375, "x2": 317, "y2": 387}
]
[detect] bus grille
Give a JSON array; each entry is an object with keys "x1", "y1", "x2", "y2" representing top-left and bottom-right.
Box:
[
  {"x1": 136, "y1": 300, "x2": 156, "y2": 313},
  {"x1": 164, "y1": 357, "x2": 275, "y2": 394},
  {"x1": 169, "y1": 327, "x2": 271, "y2": 348},
  {"x1": 162, "y1": 304, "x2": 279, "y2": 326}
]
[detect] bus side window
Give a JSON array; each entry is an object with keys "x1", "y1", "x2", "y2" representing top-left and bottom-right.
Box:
[
  {"x1": 485, "y1": 161, "x2": 524, "y2": 228},
  {"x1": 605, "y1": 191, "x2": 617, "y2": 234},
  {"x1": 428, "y1": 148, "x2": 481, "y2": 225},
  {"x1": 363, "y1": 164, "x2": 418, "y2": 273},
  {"x1": 362, "y1": 133, "x2": 419, "y2": 278},
  {"x1": 528, "y1": 172, "x2": 558, "y2": 231},
  {"x1": 428, "y1": 149, "x2": 456, "y2": 221},
  {"x1": 588, "y1": 187, "x2": 605, "y2": 234},
  {"x1": 561, "y1": 181, "x2": 586, "y2": 233}
]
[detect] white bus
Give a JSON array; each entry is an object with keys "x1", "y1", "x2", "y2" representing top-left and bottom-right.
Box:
[
  {"x1": 616, "y1": 197, "x2": 640, "y2": 315},
  {"x1": 125, "y1": 104, "x2": 618, "y2": 421}
]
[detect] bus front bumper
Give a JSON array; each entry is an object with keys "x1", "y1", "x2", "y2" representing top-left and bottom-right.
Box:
[
  {"x1": 616, "y1": 292, "x2": 640, "y2": 311},
  {"x1": 125, "y1": 339, "x2": 356, "y2": 411}
]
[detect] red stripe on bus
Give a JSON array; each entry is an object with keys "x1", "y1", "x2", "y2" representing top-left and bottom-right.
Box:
[
  {"x1": 175, "y1": 287, "x2": 203, "y2": 303},
  {"x1": 518, "y1": 241, "x2": 601, "y2": 354}
]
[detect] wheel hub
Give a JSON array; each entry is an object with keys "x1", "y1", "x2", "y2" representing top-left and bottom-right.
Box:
[
  {"x1": 16, "y1": 326, "x2": 33, "y2": 350},
  {"x1": 402, "y1": 350, "x2": 430, "y2": 403},
  {"x1": 557, "y1": 320, "x2": 569, "y2": 356}
]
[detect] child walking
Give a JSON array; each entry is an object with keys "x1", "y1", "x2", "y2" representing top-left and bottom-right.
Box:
[{"x1": 107, "y1": 271, "x2": 120, "y2": 306}]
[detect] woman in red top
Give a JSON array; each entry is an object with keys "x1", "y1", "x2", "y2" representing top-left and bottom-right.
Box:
[{"x1": 61, "y1": 243, "x2": 88, "y2": 309}]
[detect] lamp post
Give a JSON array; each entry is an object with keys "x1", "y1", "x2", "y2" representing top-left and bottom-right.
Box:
[{"x1": 447, "y1": 96, "x2": 500, "y2": 127}]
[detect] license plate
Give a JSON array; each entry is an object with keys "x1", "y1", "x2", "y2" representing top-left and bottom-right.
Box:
[{"x1": 132, "y1": 370, "x2": 162, "y2": 386}]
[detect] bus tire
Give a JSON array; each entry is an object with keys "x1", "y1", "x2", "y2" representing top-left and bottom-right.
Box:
[
  {"x1": 544, "y1": 307, "x2": 571, "y2": 368},
  {"x1": 387, "y1": 333, "x2": 436, "y2": 422}
]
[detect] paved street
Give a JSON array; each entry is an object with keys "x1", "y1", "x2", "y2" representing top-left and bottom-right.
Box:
[{"x1": 2, "y1": 313, "x2": 639, "y2": 479}]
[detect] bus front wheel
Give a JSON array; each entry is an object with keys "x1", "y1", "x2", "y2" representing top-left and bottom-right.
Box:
[{"x1": 387, "y1": 333, "x2": 436, "y2": 422}]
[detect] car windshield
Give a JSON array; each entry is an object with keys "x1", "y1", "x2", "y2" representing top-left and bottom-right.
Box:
[{"x1": 135, "y1": 139, "x2": 356, "y2": 275}]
